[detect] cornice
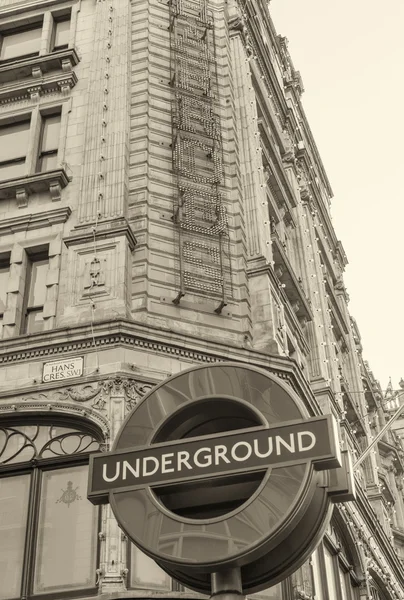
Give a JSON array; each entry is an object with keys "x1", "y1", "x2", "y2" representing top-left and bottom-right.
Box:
[
  {"x1": 65, "y1": 218, "x2": 137, "y2": 251},
  {"x1": 0, "y1": 48, "x2": 80, "y2": 85},
  {"x1": 0, "y1": 206, "x2": 71, "y2": 236},
  {"x1": 0, "y1": 318, "x2": 320, "y2": 416},
  {"x1": 0, "y1": 168, "x2": 70, "y2": 205},
  {"x1": 0, "y1": 70, "x2": 77, "y2": 104}
]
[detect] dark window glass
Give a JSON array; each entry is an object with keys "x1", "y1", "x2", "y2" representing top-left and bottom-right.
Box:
[
  {"x1": 37, "y1": 113, "x2": 61, "y2": 173},
  {"x1": 0, "y1": 421, "x2": 100, "y2": 599},
  {"x1": 0, "y1": 120, "x2": 30, "y2": 181},
  {"x1": 0, "y1": 25, "x2": 42, "y2": 62}
]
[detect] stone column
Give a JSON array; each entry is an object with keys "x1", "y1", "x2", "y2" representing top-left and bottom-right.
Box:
[
  {"x1": 77, "y1": 0, "x2": 130, "y2": 226},
  {"x1": 228, "y1": 3, "x2": 281, "y2": 354}
]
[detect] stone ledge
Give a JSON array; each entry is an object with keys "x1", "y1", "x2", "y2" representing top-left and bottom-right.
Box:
[
  {"x1": 0, "y1": 48, "x2": 79, "y2": 85},
  {"x1": 0, "y1": 318, "x2": 320, "y2": 417},
  {"x1": 66, "y1": 218, "x2": 137, "y2": 251},
  {"x1": 0, "y1": 205, "x2": 71, "y2": 236},
  {"x1": 0, "y1": 168, "x2": 70, "y2": 206}
]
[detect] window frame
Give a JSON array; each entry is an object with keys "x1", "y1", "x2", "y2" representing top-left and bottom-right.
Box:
[
  {"x1": 311, "y1": 540, "x2": 360, "y2": 600},
  {"x1": 0, "y1": 21, "x2": 44, "y2": 64},
  {"x1": 36, "y1": 111, "x2": 62, "y2": 174},
  {"x1": 0, "y1": 102, "x2": 67, "y2": 185},
  {"x1": 0, "y1": 416, "x2": 102, "y2": 600},
  {"x1": 0, "y1": 8, "x2": 73, "y2": 67},
  {"x1": 51, "y1": 15, "x2": 71, "y2": 53},
  {"x1": 21, "y1": 249, "x2": 49, "y2": 335},
  {"x1": 0, "y1": 118, "x2": 31, "y2": 181},
  {"x1": 0, "y1": 255, "x2": 10, "y2": 337}
]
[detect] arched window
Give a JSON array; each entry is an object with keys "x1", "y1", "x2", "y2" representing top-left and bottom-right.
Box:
[{"x1": 0, "y1": 416, "x2": 102, "y2": 600}]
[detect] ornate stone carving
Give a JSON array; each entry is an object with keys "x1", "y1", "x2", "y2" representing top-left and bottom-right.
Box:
[
  {"x1": 100, "y1": 377, "x2": 153, "y2": 412},
  {"x1": 49, "y1": 180, "x2": 62, "y2": 202},
  {"x1": 27, "y1": 85, "x2": 42, "y2": 101},
  {"x1": 32, "y1": 66, "x2": 43, "y2": 79},
  {"x1": 16, "y1": 187, "x2": 29, "y2": 209},
  {"x1": 84, "y1": 257, "x2": 106, "y2": 291}
]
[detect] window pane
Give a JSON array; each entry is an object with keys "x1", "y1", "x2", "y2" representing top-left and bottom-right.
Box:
[
  {"x1": 131, "y1": 545, "x2": 171, "y2": 590},
  {"x1": 0, "y1": 474, "x2": 30, "y2": 600},
  {"x1": 0, "y1": 160, "x2": 26, "y2": 181},
  {"x1": 0, "y1": 26, "x2": 42, "y2": 61},
  {"x1": 38, "y1": 153, "x2": 58, "y2": 172},
  {"x1": 26, "y1": 309, "x2": 45, "y2": 333},
  {"x1": 34, "y1": 465, "x2": 97, "y2": 593},
  {"x1": 324, "y1": 547, "x2": 338, "y2": 600},
  {"x1": 0, "y1": 120, "x2": 30, "y2": 163},
  {"x1": 41, "y1": 114, "x2": 61, "y2": 153},
  {"x1": 252, "y1": 582, "x2": 282, "y2": 600},
  {"x1": 53, "y1": 19, "x2": 70, "y2": 49},
  {"x1": 28, "y1": 259, "x2": 48, "y2": 307}
]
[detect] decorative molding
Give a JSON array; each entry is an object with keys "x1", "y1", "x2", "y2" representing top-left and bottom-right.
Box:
[
  {"x1": 65, "y1": 218, "x2": 137, "y2": 251},
  {"x1": 0, "y1": 378, "x2": 154, "y2": 418},
  {"x1": 0, "y1": 401, "x2": 110, "y2": 437},
  {"x1": 0, "y1": 319, "x2": 320, "y2": 416},
  {"x1": 15, "y1": 187, "x2": 29, "y2": 209},
  {"x1": 0, "y1": 206, "x2": 71, "y2": 236},
  {"x1": 0, "y1": 71, "x2": 78, "y2": 104},
  {"x1": 0, "y1": 48, "x2": 80, "y2": 86},
  {"x1": 0, "y1": 169, "x2": 70, "y2": 204},
  {"x1": 49, "y1": 179, "x2": 62, "y2": 202}
]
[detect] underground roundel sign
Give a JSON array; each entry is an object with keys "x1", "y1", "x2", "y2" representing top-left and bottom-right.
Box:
[{"x1": 88, "y1": 363, "x2": 344, "y2": 593}]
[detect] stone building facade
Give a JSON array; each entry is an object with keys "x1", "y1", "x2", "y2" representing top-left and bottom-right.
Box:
[{"x1": 0, "y1": 0, "x2": 404, "y2": 600}]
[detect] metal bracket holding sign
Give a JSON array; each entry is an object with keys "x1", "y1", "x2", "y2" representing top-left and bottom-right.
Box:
[{"x1": 88, "y1": 363, "x2": 353, "y2": 596}]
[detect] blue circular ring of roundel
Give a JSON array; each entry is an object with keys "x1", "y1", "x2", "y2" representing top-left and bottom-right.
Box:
[{"x1": 110, "y1": 363, "x2": 333, "y2": 594}]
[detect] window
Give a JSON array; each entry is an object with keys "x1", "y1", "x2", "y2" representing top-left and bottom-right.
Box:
[
  {"x1": 22, "y1": 251, "x2": 49, "y2": 334},
  {"x1": 0, "y1": 258, "x2": 10, "y2": 337},
  {"x1": 324, "y1": 546, "x2": 339, "y2": 600},
  {"x1": 251, "y1": 582, "x2": 282, "y2": 600},
  {"x1": 52, "y1": 17, "x2": 70, "y2": 51},
  {"x1": 37, "y1": 113, "x2": 61, "y2": 172},
  {"x1": 0, "y1": 23, "x2": 42, "y2": 62},
  {"x1": 130, "y1": 544, "x2": 171, "y2": 590},
  {"x1": 0, "y1": 119, "x2": 30, "y2": 181},
  {"x1": 0, "y1": 419, "x2": 100, "y2": 599},
  {"x1": 311, "y1": 538, "x2": 359, "y2": 600}
]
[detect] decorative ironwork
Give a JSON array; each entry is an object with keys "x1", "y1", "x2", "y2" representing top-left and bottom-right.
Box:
[
  {"x1": 170, "y1": 0, "x2": 232, "y2": 304},
  {"x1": 0, "y1": 424, "x2": 101, "y2": 465},
  {"x1": 56, "y1": 481, "x2": 82, "y2": 508},
  {"x1": 40, "y1": 432, "x2": 100, "y2": 458},
  {"x1": 0, "y1": 425, "x2": 38, "y2": 464}
]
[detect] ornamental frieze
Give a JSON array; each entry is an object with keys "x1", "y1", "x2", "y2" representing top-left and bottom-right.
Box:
[{"x1": 0, "y1": 377, "x2": 154, "y2": 418}]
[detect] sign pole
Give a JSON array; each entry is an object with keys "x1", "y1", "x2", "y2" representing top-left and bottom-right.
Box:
[{"x1": 211, "y1": 567, "x2": 244, "y2": 600}]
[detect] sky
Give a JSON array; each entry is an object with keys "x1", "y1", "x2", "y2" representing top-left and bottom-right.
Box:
[{"x1": 269, "y1": 0, "x2": 404, "y2": 391}]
